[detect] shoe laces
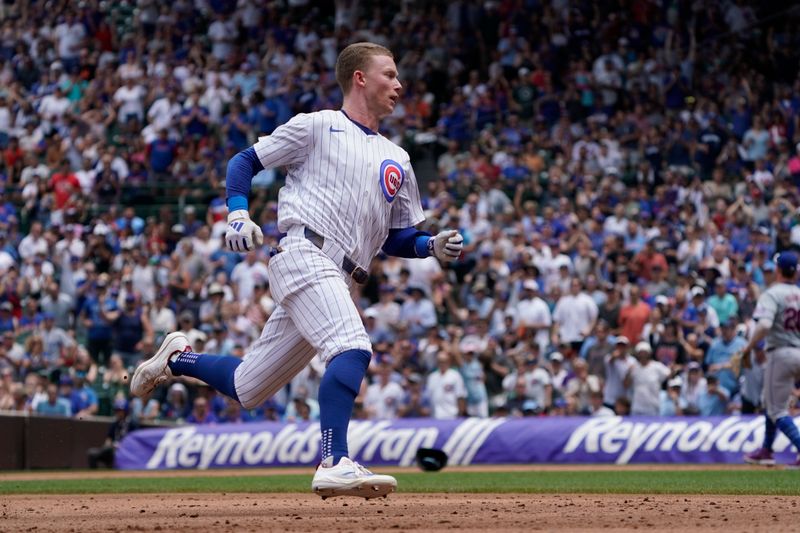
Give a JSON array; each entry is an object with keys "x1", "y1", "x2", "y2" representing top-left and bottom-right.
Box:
[{"x1": 352, "y1": 461, "x2": 374, "y2": 476}]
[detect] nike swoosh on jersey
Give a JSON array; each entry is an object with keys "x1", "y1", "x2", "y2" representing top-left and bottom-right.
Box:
[{"x1": 329, "y1": 126, "x2": 345, "y2": 133}]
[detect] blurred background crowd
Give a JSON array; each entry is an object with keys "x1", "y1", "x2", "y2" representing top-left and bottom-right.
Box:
[{"x1": 0, "y1": 0, "x2": 799, "y2": 426}]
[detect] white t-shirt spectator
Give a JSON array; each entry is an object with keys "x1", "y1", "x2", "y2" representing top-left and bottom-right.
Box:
[
  {"x1": 18, "y1": 233, "x2": 48, "y2": 260},
  {"x1": 365, "y1": 381, "x2": 405, "y2": 420},
  {"x1": 54, "y1": 21, "x2": 85, "y2": 59},
  {"x1": 515, "y1": 296, "x2": 552, "y2": 352},
  {"x1": 114, "y1": 84, "x2": 146, "y2": 120},
  {"x1": 399, "y1": 297, "x2": 437, "y2": 336},
  {"x1": 208, "y1": 19, "x2": 236, "y2": 61},
  {"x1": 425, "y1": 368, "x2": 466, "y2": 420},
  {"x1": 603, "y1": 353, "x2": 636, "y2": 405},
  {"x1": 553, "y1": 292, "x2": 599, "y2": 343},
  {"x1": 231, "y1": 260, "x2": 269, "y2": 303},
  {"x1": 147, "y1": 96, "x2": 182, "y2": 132},
  {"x1": 628, "y1": 360, "x2": 670, "y2": 415},
  {"x1": 524, "y1": 367, "x2": 552, "y2": 408},
  {"x1": 38, "y1": 92, "x2": 71, "y2": 121},
  {"x1": 366, "y1": 301, "x2": 400, "y2": 334},
  {"x1": 150, "y1": 305, "x2": 177, "y2": 335}
]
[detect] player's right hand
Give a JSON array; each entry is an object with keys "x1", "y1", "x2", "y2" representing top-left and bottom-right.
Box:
[{"x1": 225, "y1": 210, "x2": 263, "y2": 252}]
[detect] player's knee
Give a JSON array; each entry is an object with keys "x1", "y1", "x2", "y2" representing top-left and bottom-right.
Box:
[{"x1": 240, "y1": 395, "x2": 261, "y2": 410}]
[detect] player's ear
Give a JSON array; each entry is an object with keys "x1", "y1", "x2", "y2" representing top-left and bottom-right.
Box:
[{"x1": 353, "y1": 70, "x2": 366, "y2": 88}]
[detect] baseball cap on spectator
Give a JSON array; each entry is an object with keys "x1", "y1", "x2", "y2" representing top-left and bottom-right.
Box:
[
  {"x1": 521, "y1": 399, "x2": 539, "y2": 413},
  {"x1": 549, "y1": 351, "x2": 564, "y2": 363},
  {"x1": 379, "y1": 284, "x2": 395, "y2": 293},
  {"x1": 407, "y1": 373, "x2": 423, "y2": 384},
  {"x1": 522, "y1": 279, "x2": 539, "y2": 292},
  {"x1": 687, "y1": 361, "x2": 702, "y2": 372},
  {"x1": 59, "y1": 374, "x2": 73, "y2": 386},
  {"x1": 364, "y1": 308, "x2": 379, "y2": 319},
  {"x1": 406, "y1": 283, "x2": 427, "y2": 297},
  {"x1": 0, "y1": 302, "x2": 12, "y2": 312},
  {"x1": 179, "y1": 310, "x2": 194, "y2": 324},
  {"x1": 655, "y1": 295, "x2": 669, "y2": 306},
  {"x1": 615, "y1": 336, "x2": 630, "y2": 346},
  {"x1": 762, "y1": 261, "x2": 776, "y2": 272},
  {"x1": 690, "y1": 286, "x2": 705, "y2": 299},
  {"x1": 125, "y1": 294, "x2": 136, "y2": 303},
  {"x1": 208, "y1": 283, "x2": 224, "y2": 297},
  {"x1": 112, "y1": 398, "x2": 128, "y2": 411},
  {"x1": 667, "y1": 376, "x2": 683, "y2": 389},
  {"x1": 42, "y1": 312, "x2": 54, "y2": 320},
  {"x1": 634, "y1": 341, "x2": 652, "y2": 354}
]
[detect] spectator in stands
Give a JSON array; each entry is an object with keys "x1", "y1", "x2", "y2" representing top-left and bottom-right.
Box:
[
  {"x1": 36, "y1": 382, "x2": 71, "y2": 417},
  {"x1": 618, "y1": 285, "x2": 651, "y2": 344},
  {"x1": 625, "y1": 341, "x2": 670, "y2": 416},
  {"x1": 186, "y1": 396, "x2": 217, "y2": 424},
  {"x1": 705, "y1": 320, "x2": 746, "y2": 395},
  {"x1": 659, "y1": 376, "x2": 688, "y2": 416},
  {"x1": 364, "y1": 358, "x2": 405, "y2": 420},
  {"x1": 565, "y1": 358, "x2": 600, "y2": 415},
  {"x1": 699, "y1": 375, "x2": 730, "y2": 416},
  {"x1": 425, "y1": 351, "x2": 467, "y2": 420},
  {"x1": 551, "y1": 278, "x2": 598, "y2": 352},
  {"x1": 160, "y1": 382, "x2": 190, "y2": 422},
  {"x1": 87, "y1": 398, "x2": 138, "y2": 469},
  {"x1": 397, "y1": 373, "x2": 430, "y2": 418}
]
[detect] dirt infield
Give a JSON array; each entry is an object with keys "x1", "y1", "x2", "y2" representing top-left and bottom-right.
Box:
[{"x1": 2, "y1": 492, "x2": 797, "y2": 532}]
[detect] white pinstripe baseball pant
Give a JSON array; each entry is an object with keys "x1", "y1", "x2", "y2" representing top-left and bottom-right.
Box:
[{"x1": 233, "y1": 234, "x2": 372, "y2": 408}]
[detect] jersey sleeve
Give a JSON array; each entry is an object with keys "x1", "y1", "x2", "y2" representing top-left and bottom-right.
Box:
[
  {"x1": 252, "y1": 112, "x2": 313, "y2": 169},
  {"x1": 389, "y1": 161, "x2": 426, "y2": 228},
  {"x1": 753, "y1": 290, "x2": 778, "y2": 326}
]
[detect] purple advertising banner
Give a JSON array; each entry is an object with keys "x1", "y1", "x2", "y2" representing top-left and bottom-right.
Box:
[{"x1": 115, "y1": 415, "x2": 800, "y2": 470}]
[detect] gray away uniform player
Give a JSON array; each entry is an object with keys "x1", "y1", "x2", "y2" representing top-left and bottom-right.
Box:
[
  {"x1": 130, "y1": 43, "x2": 464, "y2": 498},
  {"x1": 741, "y1": 251, "x2": 800, "y2": 467}
]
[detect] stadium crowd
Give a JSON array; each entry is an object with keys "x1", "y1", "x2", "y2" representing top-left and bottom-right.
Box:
[{"x1": 0, "y1": 0, "x2": 799, "y2": 425}]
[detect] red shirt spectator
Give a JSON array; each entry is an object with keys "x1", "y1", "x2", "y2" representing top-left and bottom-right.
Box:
[
  {"x1": 619, "y1": 286, "x2": 651, "y2": 344},
  {"x1": 633, "y1": 240, "x2": 668, "y2": 281},
  {"x1": 50, "y1": 161, "x2": 80, "y2": 210}
]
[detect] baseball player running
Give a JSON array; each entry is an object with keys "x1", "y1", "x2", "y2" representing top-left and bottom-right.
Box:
[
  {"x1": 131, "y1": 42, "x2": 463, "y2": 498},
  {"x1": 740, "y1": 251, "x2": 800, "y2": 467}
]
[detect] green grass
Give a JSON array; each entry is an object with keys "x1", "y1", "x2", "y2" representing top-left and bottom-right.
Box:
[{"x1": 1, "y1": 470, "x2": 799, "y2": 496}]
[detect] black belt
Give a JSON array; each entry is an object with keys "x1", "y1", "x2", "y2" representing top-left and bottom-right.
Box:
[
  {"x1": 766, "y1": 346, "x2": 798, "y2": 352},
  {"x1": 303, "y1": 227, "x2": 369, "y2": 284}
]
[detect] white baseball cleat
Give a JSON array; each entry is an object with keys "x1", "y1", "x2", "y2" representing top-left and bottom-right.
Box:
[
  {"x1": 130, "y1": 332, "x2": 191, "y2": 397},
  {"x1": 312, "y1": 457, "x2": 397, "y2": 500}
]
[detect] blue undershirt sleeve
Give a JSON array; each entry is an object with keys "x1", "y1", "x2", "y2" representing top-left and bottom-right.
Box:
[
  {"x1": 382, "y1": 227, "x2": 432, "y2": 258},
  {"x1": 225, "y1": 146, "x2": 264, "y2": 212}
]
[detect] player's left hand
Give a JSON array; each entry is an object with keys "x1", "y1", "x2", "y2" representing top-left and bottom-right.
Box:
[
  {"x1": 226, "y1": 210, "x2": 264, "y2": 252},
  {"x1": 431, "y1": 230, "x2": 463, "y2": 262}
]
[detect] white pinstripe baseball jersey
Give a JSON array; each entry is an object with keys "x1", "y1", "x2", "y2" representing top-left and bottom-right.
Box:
[
  {"x1": 232, "y1": 109, "x2": 427, "y2": 408},
  {"x1": 253, "y1": 109, "x2": 425, "y2": 269}
]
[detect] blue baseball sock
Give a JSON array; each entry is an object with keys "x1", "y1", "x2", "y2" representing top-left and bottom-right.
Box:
[
  {"x1": 318, "y1": 349, "x2": 371, "y2": 465},
  {"x1": 168, "y1": 352, "x2": 241, "y2": 402},
  {"x1": 763, "y1": 415, "x2": 777, "y2": 451},
  {"x1": 776, "y1": 416, "x2": 800, "y2": 450}
]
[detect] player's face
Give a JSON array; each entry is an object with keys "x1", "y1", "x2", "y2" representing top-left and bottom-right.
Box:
[{"x1": 362, "y1": 54, "x2": 401, "y2": 119}]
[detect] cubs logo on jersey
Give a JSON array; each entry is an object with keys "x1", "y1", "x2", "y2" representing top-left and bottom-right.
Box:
[{"x1": 379, "y1": 159, "x2": 405, "y2": 203}]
